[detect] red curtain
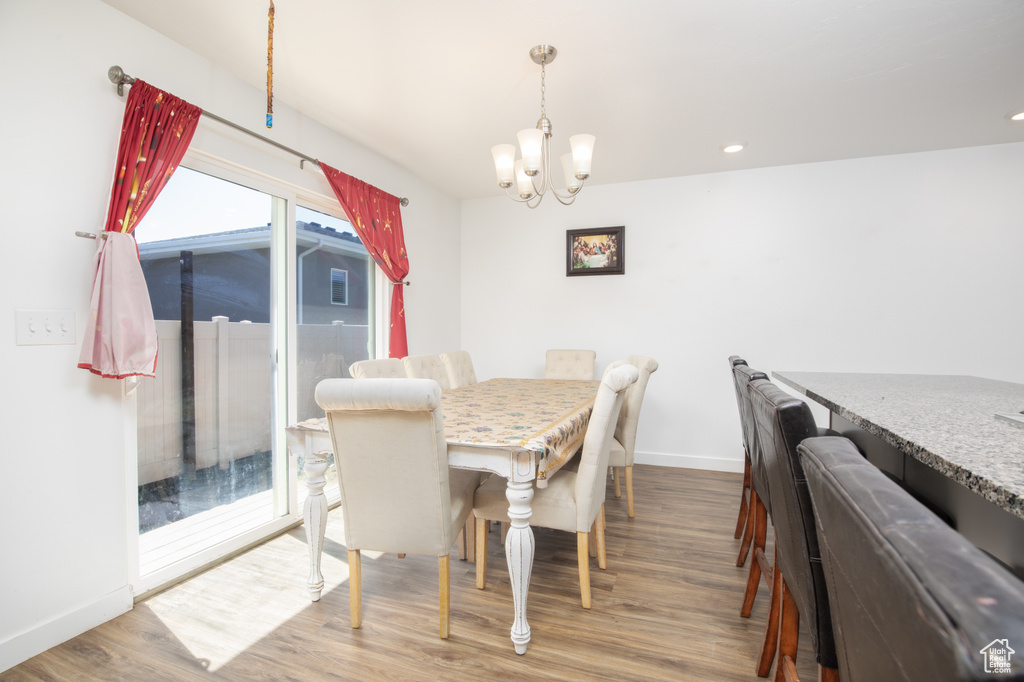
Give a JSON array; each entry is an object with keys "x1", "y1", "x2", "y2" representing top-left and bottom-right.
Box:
[
  {"x1": 79, "y1": 80, "x2": 202, "y2": 379},
  {"x1": 320, "y1": 163, "x2": 410, "y2": 358}
]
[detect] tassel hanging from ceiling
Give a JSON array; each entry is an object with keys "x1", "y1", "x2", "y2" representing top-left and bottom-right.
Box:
[{"x1": 266, "y1": 0, "x2": 274, "y2": 128}]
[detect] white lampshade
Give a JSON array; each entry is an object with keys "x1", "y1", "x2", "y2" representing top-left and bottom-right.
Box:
[
  {"x1": 491, "y1": 144, "x2": 516, "y2": 188},
  {"x1": 569, "y1": 134, "x2": 595, "y2": 179},
  {"x1": 517, "y1": 128, "x2": 544, "y2": 176},
  {"x1": 561, "y1": 153, "x2": 582, "y2": 192},
  {"x1": 514, "y1": 159, "x2": 534, "y2": 199}
]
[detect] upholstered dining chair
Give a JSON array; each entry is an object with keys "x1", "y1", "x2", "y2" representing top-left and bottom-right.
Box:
[
  {"x1": 402, "y1": 354, "x2": 451, "y2": 391},
  {"x1": 313, "y1": 378, "x2": 480, "y2": 638},
  {"x1": 349, "y1": 358, "x2": 406, "y2": 378},
  {"x1": 544, "y1": 349, "x2": 596, "y2": 380},
  {"x1": 798, "y1": 436, "x2": 1024, "y2": 681},
  {"x1": 473, "y1": 364, "x2": 638, "y2": 609},
  {"x1": 603, "y1": 355, "x2": 659, "y2": 518},
  {"x1": 439, "y1": 350, "x2": 478, "y2": 389},
  {"x1": 749, "y1": 378, "x2": 839, "y2": 682}
]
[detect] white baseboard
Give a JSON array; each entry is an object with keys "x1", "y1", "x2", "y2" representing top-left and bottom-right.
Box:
[
  {"x1": 634, "y1": 450, "x2": 744, "y2": 473},
  {"x1": 0, "y1": 586, "x2": 133, "y2": 673}
]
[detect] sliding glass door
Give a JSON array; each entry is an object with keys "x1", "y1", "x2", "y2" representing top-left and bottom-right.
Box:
[
  {"x1": 133, "y1": 166, "x2": 285, "y2": 586},
  {"x1": 128, "y1": 160, "x2": 379, "y2": 594}
]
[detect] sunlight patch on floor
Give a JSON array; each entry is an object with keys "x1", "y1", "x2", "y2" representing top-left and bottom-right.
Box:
[{"x1": 146, "y1": 532, "x2": 354, "y2": 672}]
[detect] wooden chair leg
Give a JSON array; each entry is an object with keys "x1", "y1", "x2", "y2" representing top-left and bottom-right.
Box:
[
  {"x1": 475, "y1": 516, "x2": 488, "y2": 589},
  {"x1": 775, "y1": 574, "x2": 800, "y2": 682},
  {"x1": 613, "y1": 466, "x2": 622, "y2": 498},
  {"x1": 625, "y1": 466, "x2": 635, "y2": 518},
  {"x1": 457, "y1": 527, "x2": 467, "y2": 560},
  {"x1": 348, "y1": 549, "x2": 362, "y2": 629},
  {"x1": 596, "y1": 506, "x2": 607, "y2": 570},
  {"x1": 466, "y1": 513, "x2": 476, "y2": 562},
  {"x1": 741, "y1": 492, "x2": 768, "y2": 617},
  {"x1": 500, "y1": 521, "x2": 509, "y2": 544},
  {"x1": 734, "y1": 453, "x2": 751, "y2": 538},
  {"x1": 439, "y1": 554, "x2": 451, "y2": 639},
  {"x1": 736, "y1": 481, "x2": 757, "y2": 567},
  {"x1": 757, "y1": 544, "x2": 782, "y2": 677},
  {"x1": 577, "y1": 532, "x2": 592, "y2": 609},
  {"x1": 589, "y1": 521, "x2": 598, "y2": 558}
]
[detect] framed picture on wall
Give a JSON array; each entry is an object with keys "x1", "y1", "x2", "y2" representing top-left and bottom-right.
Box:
[{"x1": 566, "y1": 226, "x2": 625, "y2": 276}]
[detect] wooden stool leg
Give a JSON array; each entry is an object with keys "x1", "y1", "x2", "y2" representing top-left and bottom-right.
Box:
[
  {"x1": 774, "y1": 575, "x2": 799, "y2": 682},
  {"x1": 757, "y1": 543, "x2": 782, "y2": 677},
  {"x1": 475, "y1": 516, "x2": 488, "y2": 589},
  {"x1": 348, "y1": 549, "x2": 362, "y2": 629},
  {"x1": 625, "y1": 466, "x2": 635, "y2": 518},
  {"x1": 439, "y1": 554, "x2": 451, "y2": 639},
  {"x1": 577, "y1": 532, "x2": 592, "y2": 609},
  {"x1": 740, "y1": 492, "x2": 767, "y2": 617},
  {"x1": 734, "y1": 454, "x2": 751, "y2": 538},
  {"x1": 736, "y1": 474, "x2": 755, "y2": 567}
]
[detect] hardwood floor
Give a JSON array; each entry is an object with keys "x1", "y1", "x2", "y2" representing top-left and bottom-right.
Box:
[{"x1": 5, "y1": 465, "x2": 816, "y2": 681}]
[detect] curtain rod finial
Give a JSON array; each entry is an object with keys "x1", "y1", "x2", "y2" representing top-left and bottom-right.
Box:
[
  {"x1": 107, "y1": 65, "x2": 135, "y2": 96},
  {"x1": 400, "y1": 197, "x2": 409, "y2": 207}
]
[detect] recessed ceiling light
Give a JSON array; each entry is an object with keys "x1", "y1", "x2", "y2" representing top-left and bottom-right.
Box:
[
  {"x1": 722, "y1": 143, "x2": 745, "y2": 154},
  {"x1": 1011, "y1": 111, "x2": 1024, "y2": 121}
]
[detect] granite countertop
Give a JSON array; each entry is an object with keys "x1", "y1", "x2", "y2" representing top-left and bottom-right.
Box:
[{"x1": 773, "y1": 372, "x2": 1024, "y2": 521}]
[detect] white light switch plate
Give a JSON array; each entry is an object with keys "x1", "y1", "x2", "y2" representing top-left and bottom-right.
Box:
[{"x1": 15, "y1": 310, "x2": 77, "y2": 345}]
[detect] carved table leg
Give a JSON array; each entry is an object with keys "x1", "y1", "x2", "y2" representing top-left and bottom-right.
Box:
[
  {"x1": 505, "y1": 480, "x2": 535, "y2": 655},
  {"x1": 304, "y1": 452, "x2": 329, "y2": 601}
]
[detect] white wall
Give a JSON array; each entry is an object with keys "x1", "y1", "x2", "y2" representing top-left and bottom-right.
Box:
[
  {"x1": 0, "y1": 0, "x2": 460, "y2": 670},
  {"x1": 461, "y1": 143, "x2": 1024, "y2": 470}
]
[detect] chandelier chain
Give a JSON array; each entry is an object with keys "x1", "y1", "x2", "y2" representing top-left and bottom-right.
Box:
[{"x1": 540, "y1": 60, "x2": 547, "y2": 121}]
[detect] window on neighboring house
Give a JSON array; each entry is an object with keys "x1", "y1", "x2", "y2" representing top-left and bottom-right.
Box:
[{"x1": 331, "y1": 268, "x2": 348, "y2": 305}]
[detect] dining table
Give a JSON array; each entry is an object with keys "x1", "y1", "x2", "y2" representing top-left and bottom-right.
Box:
[
  {"x1": 285, "y1": 377, "x2": 602, "y2": 654},
  {"x1": 773, "y1": 371, "x2": 1024, "y2": 577}
]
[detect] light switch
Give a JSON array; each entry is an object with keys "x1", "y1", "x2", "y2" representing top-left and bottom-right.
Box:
[{"x1": 15, "y1": 310, "x2": 76, "y2": 345}]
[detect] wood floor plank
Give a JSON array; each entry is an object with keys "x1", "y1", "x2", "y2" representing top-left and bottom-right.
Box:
[{"x1": 5, "y1": 466, "x2": 817, "y2": 681}]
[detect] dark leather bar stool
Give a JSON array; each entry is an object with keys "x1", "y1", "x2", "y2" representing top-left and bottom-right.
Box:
[
  {"x1": 749, "y1": 379, "x2": 839, "y2": 682},
  {"x1": 727, "y1": 356, "x2": 753, "y2": 546},
  {"x1": 731, "y1": 362, "x2": 779, "y2": 675},
  {"x1": 798, "y1": 436, "x2": 1024, "y2": 681}
]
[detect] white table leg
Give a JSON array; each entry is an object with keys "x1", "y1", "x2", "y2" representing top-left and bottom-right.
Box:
[
  {"x1": 505, "y1": 480, "x2": 535, "y2": 654},
  {"x1": 304, "y1": 451, "x2": 329, "y2": 601}
]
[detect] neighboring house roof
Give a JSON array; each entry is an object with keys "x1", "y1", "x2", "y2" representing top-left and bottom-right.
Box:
[{"x1": 138, "y1": 221, "x2": 368, "y2": 258}]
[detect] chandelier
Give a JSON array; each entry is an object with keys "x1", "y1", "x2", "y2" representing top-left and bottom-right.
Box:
[{"x1": 491, "y1": 45, "x2": 595, "y2": 208}]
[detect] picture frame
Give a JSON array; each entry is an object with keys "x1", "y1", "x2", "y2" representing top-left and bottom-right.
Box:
[{"x1": 566, "y1": 226, "x2": 625, "y2": 277}]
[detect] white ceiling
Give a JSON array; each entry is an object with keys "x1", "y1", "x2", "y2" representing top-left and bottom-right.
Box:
[{"x1": 101, "y1": 0, "x2": 1024, "y2": 200}]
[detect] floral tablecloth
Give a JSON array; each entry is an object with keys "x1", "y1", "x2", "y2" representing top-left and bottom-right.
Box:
[{"x1": 289, "y1": 378, "x2": 600, "y2": 484}]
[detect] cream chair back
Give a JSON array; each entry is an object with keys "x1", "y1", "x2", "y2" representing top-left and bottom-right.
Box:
[
  {"x1": 349, "y1": 358, "x2": 406, "y2": 379},
  {"x1": 439, "y1": 350, "x2": 478, "y2": 389},
  {"x1": 545, "y1": 349, "x2": 596, "y2": 380},
  {"x1": 573, "y1": 364, "x2": 638, "y2": 530},
  {"x1": 314, "y1": 378, "x2": 474, "y2": 555},
  {"x1": 402, "y1": 354, "x2": 451, "y2": 391},
  {"x1": 612, "y1": 355, "x2": 659, "y2": 466}
]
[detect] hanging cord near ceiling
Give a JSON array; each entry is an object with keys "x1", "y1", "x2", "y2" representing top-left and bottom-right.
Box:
[
  {"x1": 266, "y1": 0, "x2": 274, "y2": 128},
  {"x1": 101, "y1": 65, "x2": 410, "y2": 209}
]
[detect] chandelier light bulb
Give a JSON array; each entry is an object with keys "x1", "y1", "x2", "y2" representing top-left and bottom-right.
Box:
[
  {"x1": 561, "y1": 153, "x2": 582, "y2": 192},
  {"x1": 517, "y1": 128, "x2": 544, "y2": 176},
  {"x1": 491, "y1": 144, "x2": 516, "y2": 188},
  {"x1": 569, "y1": 134, "x2": 595, "y2": 179},
  {"x1": 514, "y1": 159, "x2": 534, "y2": 199}
]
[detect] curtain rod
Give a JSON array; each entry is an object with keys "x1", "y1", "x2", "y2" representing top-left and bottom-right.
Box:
[{"x1": 106, "y1": 66, "x2": 409, "y2": 207}]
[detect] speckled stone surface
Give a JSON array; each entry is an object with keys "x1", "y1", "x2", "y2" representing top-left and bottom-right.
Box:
[{"x1": 773, "y1": 372, "x2": 1024, "y2": 521}]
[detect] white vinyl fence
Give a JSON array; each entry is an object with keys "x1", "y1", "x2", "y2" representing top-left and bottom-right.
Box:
[{"x1": 136, "y1": 317, "x2": 367, "y2": 486}]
